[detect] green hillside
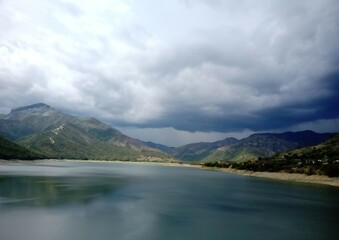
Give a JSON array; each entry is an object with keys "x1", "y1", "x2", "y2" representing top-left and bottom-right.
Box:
[
  {"x1": 18, "y1": 123, "x2": 169, "y2": 161},
  {"x1": 147, "y1": 130, "x2": 333, "y2": 163},
  {"x1": 201, "y1": 131, "x2": 333, "y2": 163},
  {"x1": 0, "y1": 135, "x2": 44, "y2": 160},
  {"x1": 274, "y1": 134, "x2": 339, "y2": 162},
  {"x1": 205, "y1": 134, "x2": 339, "y2": 177},
  {"x1": 202, "y1": 146, "x2": 264, "y2": 163},
  {"x1": 0, "y1": 103, "x2": 174, "y2": 162},
  {"x1": 168, "y1": 138, "x2": 239, "y2": 162}
]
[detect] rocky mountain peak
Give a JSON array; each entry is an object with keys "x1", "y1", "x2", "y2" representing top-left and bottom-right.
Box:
[
  {"x1": 10, "y1": 103, "x2": 52, "y2": 114},
  {"x1": 7, "y1": 103, "x2": 58, "y2": 121}
]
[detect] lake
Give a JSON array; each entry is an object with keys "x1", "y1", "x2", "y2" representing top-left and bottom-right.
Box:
[{"x1": 0, "y1": 161, "x2": 338, "y2": 240}]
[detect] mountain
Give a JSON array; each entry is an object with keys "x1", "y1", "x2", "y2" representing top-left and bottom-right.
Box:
[
  {"x1": 204, "y1": 134, "x2": 339, "y2": 177},
  {"x1": 143, "y1": 141, "x2": 176, "y2": 153},
  {"x1": 202, "y1": 131, "x2": 333, "y2": 162},
  {"x1": 0, "y1": 135, "x2": 44, "y2": 160},
  {"x1": 141, "y1": 130, "x2": 333, "y2": 163},
  {"x1": 1, "y1": 103, "x2": 335, "y2": 163},
  {"x1": 168, "y1": 138, "x2": 239, "y2": 162},
  {"x1": 273, "y1": 133, "x2": 339, "y2": 162},
  {"x1": 0, "y1": 103, "x2": 174, "y2": 161},
  {"x1": 0, "y1": 103, "x2": 73, "y2": 140}
]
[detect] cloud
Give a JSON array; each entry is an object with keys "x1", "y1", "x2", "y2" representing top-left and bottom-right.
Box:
[
  {"x1": 0, "y1": 0, "x2": 338, "y2": 140},
  {"x1": 289, "y1": 118, "x2": 339, "y2": 133}
]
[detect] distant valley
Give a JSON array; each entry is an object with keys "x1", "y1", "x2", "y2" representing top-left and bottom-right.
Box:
[{"x1": 146, "y1": 130, "x2": 334, "y2": 163}]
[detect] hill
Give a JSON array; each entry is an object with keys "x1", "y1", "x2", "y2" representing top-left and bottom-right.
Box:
[
  {"x1": 205, "y1": 134, "x2": 339, "y2": 177},
  {"x1": 200, "y1": 131, "x2": 332, "y2": 163},
  {"x1": 0, "y1": 103, "x2": 174, "y2": 162},
  {"x1": 143, "y1": 130, "x2": 333, "y2": 163},
  {"x1": 273, "y1": 133, "x2": 339, "y2": 162},
  {"x1": 168, "y1": 138, "x2": 239, "y2": 162},
  {"x1": 0, "y1": 135, "x2": 44, "y2": 160},
  {"x1": 143, "y1": 141, "x2": 176, "y2": 153}
]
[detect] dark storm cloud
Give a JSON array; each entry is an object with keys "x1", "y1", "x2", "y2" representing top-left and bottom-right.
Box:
[
  {"x1": 138, "y1": 69, "x2": 339, "y2": 133},
  {"x1": 129, "y1": 0, "x2": 339, "y2": 132},
  {"x1": 0, "y1": 0, "x2": 338, "y2": 143}
]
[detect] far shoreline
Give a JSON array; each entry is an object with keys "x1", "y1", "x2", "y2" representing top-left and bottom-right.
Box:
[
  {"x1": 201, "y1": 166, "x2": 339, "y2": 187},
  {"x1": 1, "y1": 159, "x2": 339, "y2": 187}
]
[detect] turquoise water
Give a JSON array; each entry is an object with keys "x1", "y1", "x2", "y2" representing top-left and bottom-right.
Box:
[{"x1": 0, "y1": 161, "x2": 338, "y2": 240}]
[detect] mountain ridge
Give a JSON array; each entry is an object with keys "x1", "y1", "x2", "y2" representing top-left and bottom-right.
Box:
[
  {"x1": 10, "y1": 103, "x2": 52, "y2": 114},
  {"x1": 203, "y1": 134, "x2": 339, "y2": 177},
  {"x1": 0, "y1": 103, "x2": 174, "y2": 162},
  {"x1": 0, "y1": 103, "x2": 336, "y2": 162},
  {"x1": 201, "y1": 130, "x2": 333, "y2": 162},
  {"x1": 167, "y1": 137, "x2": 239, "y2": 162},
  {"x1": 147, "y1": 130, "x2": 334, "y2": 163}
]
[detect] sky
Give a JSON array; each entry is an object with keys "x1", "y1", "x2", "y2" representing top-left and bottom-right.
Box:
[{"x1": 0, "y1": 0, "x2": 338, "y2": 146}]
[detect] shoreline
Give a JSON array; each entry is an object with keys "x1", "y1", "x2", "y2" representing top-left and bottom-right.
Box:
[
  {"x1": 202, "y1": 166, "x2": 339, "y2": 187},
  {"x1": 1, "y1": 159, "x2": 339, "y2": 187}
]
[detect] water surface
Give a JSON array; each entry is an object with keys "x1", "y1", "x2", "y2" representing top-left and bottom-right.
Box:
[{"x1": 0, "y1": 161, "x2": 338, "y2": 240}]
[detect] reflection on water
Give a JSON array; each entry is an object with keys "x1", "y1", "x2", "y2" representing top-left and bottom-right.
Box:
[
  {"x1": 0, "y1": 161, "x2": 339, "y2": 240},
  {"x1": 0, "y1": 176, "x2": 125, "y2": 207}
]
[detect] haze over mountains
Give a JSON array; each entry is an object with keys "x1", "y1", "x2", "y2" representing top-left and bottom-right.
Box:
[{"x1": 0, "y1": 103, "x2": 336, "y2": 162}]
